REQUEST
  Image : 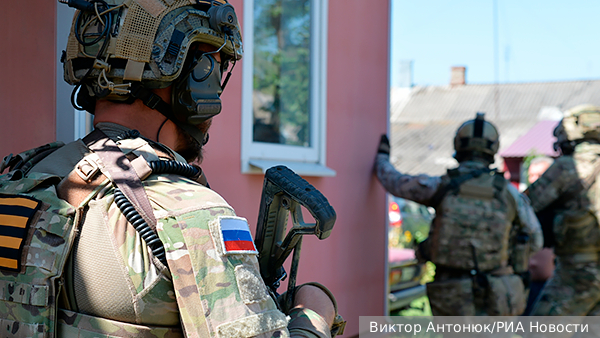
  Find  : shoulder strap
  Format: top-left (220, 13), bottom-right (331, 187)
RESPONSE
top-left (83, 129), bottom-right (157, 229)
top-left (430, 167), bottom-right (495, 207)
top-left (83, 129), bottom-right (167, 266)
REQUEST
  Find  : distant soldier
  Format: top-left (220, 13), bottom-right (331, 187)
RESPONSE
top-left (375, 113), bottom-right (542, 316)
top-left (526, 104), bottom-right (600, 316)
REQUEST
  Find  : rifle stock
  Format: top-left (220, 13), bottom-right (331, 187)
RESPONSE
top-left (254, 166), bottom-right (336, 309)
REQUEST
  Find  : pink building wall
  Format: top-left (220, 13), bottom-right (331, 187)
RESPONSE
top-left (203, 1), bottom-right (391, 335)
top-left (1, 1), bottom-right (390, 336)
top-left (0, 1), bottom-right (57, 156)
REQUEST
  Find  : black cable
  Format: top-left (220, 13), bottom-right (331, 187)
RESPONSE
top-left (70, 1), bottom-right (115, 111)
top-left (74, 0), bottom-right (110, 47)
top-left (156, 118), bottom-right (169, 143)
top-left (113, 188), bottom-right (168, 267)
top-left (148, 160), bottom-right (201, 180)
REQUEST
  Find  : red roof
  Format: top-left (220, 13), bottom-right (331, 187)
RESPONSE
top-left (500, 120), bottom-right (560, 158)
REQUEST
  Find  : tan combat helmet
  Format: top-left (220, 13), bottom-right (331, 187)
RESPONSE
top-left (553, 104), bottom-right (600, 154)
top-left (61, 0), bottom-right (243, 143)
top-left (453, 112), bottom-right (500, 164)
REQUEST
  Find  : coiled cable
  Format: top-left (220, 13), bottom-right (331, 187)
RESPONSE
top-left (112, 130), bottom-right (206, 268)
top-left (113, 188), bottom-right (168, 267)
top-left (148, 160), bottom-right (201, 180)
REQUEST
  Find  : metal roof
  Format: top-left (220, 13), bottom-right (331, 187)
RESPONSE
top-left (390, 79), bottom-right (600, 176)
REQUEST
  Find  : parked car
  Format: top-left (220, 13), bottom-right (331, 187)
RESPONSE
top-left (388, 195), bottom-right (434, 314)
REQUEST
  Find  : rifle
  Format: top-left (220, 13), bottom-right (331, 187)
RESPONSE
top-left (254, 165), bottom-right (336, 312)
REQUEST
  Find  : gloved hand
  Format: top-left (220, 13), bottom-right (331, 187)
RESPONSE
top-left (377, 134), bottom-right (391, 155)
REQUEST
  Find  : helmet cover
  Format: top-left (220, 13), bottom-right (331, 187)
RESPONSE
top-left (63, 0), bottom-right (243, 104)
top-left (556, 104), bottom-right (600, 142)
top-left (454, 112), bottom-right (500, 163)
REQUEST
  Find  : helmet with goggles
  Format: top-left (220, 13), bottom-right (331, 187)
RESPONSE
top-left (453, 112), bottom-right (500, 164)
top-left (553, 104), bottom-right (600, 154)
top-left (61, 0), bottom-right (243, 144)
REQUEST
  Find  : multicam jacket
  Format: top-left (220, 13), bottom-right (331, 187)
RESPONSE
top-left (375, 153), bottom-right (543, 268)
top-left (22, 123), bottom-right (331, 338)
top-left (526, 142), bottom-right (600, 256)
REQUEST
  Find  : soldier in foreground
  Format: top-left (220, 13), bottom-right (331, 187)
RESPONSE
top-left (526, 104), bottom-right (600, 316)
top-left (375, 113), bottom-right (542, 316)
top-left (0, 0), bottom-right (338, 336)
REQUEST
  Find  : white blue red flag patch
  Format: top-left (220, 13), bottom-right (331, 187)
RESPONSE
top-left (218, 216), bottom-right (258, 255)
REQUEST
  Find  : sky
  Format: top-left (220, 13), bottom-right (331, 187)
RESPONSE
top-left (390, 0), bottom-right (600, 88)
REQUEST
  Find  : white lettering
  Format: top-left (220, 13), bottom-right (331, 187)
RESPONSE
top-left (530, 321), bottom-right (539, 332)
top-left (370, 322), bottom-right (377, 333)
top-left (474, 324), bottom-right (482, 333)
top-left (462, 324), bottom-right (471, 332)
top-left (516, 322), bottom-right (524, 332)
top-left (427, 322), bottom-right (435, 332)
top-left (581, 324), bottom-right (589, 332)
top-left (414, 324), bottom-right (421, 335)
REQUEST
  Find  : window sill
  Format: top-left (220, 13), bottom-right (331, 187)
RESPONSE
top-left (244, 159), bottom-right (336, 177)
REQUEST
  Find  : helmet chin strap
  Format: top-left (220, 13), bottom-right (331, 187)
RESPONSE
top-left (128, 82), bottom-right (206, 146)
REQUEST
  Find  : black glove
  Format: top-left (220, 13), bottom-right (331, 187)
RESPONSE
top-left (377, 134), bottom-right (390, 155)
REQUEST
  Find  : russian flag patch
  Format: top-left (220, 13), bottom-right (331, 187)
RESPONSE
top-left (217, 216), bottom-right (258, 255)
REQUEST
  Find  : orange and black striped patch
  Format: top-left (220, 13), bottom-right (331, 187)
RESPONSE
top-left (0, 194), bottom-right (41, 272)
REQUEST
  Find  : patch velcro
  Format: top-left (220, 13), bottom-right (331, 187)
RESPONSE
top-left (218, 216), bottom-right (258, 255)
top-left (0, 195), bottom-right (41, 271)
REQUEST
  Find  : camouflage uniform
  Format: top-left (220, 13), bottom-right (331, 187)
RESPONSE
top-left (26, 123), bottom-right (331, 337)
top-left (526, 141), bottom-right (600, 316)
top-left (375, 153), bottom-right (542, 316)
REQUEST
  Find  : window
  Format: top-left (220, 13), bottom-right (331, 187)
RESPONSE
top-left (241, 0), bottom-right (334, 176)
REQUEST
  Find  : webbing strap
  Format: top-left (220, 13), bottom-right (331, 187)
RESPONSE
top-left (430, 167), bottom-right (495, 208)
top-left (0, 318), bottom-right (44, 338)
top-left (82, 129), bottom-right (157, 231)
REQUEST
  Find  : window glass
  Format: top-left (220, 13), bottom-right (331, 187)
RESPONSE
top-left (252, 0), bottom-right (311, 147)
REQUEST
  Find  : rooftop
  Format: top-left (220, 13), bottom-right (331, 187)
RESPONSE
top-left (389, 79), bottom-right (600, 176)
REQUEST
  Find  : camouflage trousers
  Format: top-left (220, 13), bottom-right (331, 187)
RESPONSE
top-left (427, 273), bottom-right (525, 316)
top-left (529, 257), bottom-right (600, 316)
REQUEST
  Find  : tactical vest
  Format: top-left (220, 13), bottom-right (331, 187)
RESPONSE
top-left (0, 130), bottom-right (197, 337)
top-left (429, 167), bottom-right (517, 271)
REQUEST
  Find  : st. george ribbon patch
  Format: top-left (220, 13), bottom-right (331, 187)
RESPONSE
top-left (218, 216), bottom-right (258, 255)
top-left (0, 194), bottom-right (42, 271)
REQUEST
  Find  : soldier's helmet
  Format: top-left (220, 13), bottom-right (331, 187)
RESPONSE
top-left (453, 112), bottom-right (500, 164)
top-left (553, 104), bottom-right (600, 154)
top-left (61, 0), bottom-right (243, 143)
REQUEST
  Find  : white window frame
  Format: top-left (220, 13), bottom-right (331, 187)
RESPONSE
top-left (241, 0), bottom-right (335, 177)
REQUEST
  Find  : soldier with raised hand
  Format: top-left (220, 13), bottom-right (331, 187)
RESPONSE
top-left (0, 0), bottom-right (339, 337)
top-left (526, 104), bottom-right (600, 316)
top-left (375, 113), bottom-right (542, 316)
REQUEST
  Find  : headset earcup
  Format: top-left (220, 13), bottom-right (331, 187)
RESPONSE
top-left (208, 4), bottom-right (237, 34)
